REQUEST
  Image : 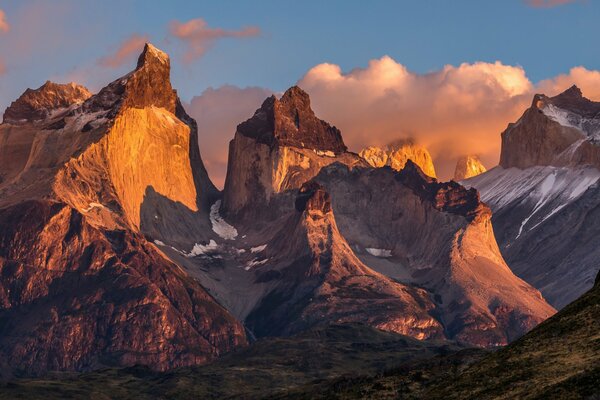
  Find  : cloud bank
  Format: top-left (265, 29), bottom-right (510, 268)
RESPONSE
top-left (184, 85), bottom-right (274, 187)
top-left (0, 9), bottom-right (9, 33)
top-left (188, 58), bottom-right (600, 185)
top-left (525, 0), bottom-right (579, 8)
top-left (169, 18), bottom-right (260, 63)
top-left (98, 34), bottom-right (149, 68)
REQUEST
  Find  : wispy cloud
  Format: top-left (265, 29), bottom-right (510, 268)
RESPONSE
top-left (169, 18), bottom-right (260, 63)
top-left (98, 34), bottom-right (149, 68)
top-left (525, 0), bottom-right (578, 8)
top-left (0, 9), bottom-right (9, 33)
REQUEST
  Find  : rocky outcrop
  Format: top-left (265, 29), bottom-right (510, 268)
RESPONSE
top-left (310, 162), bottom-right (555, 347)
top-left (245, 181), bottom-right (445, 339)
top-left (359, 139), bottom-right (437, 178)
top-left (222, 86), bottom-right (365, 219)
top-left (3, 81), bottom-right (91, 124)
top-left (0, 200), bottom-right (246, 376)
top-left (466, 86), bottom-right (600, 309)
top-left (454, 155), bottom-right (486, 181)
top-left (0, 43), bottom-right (246, 376)
top-left (500, 85), bottom-right (600, 169)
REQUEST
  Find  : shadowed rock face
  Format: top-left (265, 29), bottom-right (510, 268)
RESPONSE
top-left (466, 86), bottom-right (600, 309)
top-left (308, 162), bottom-right (554, 347)
top-left (0, 200), bottom-right (246, 377)
top-left (0, 43), bottom-right (246, 376)
top-left (500, 85), bottom-right (600, 169)
top-left (3, 81), bottom-right (92, 124)
top-left (237, 86), bottom-right (347, 153)
top-left (245, 181), bottom-right (445, 340)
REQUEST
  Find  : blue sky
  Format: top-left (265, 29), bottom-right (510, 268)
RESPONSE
top-left (0, 0), bottom-right (598, 107)
top-left (1, 0), bottom-right (599, 184)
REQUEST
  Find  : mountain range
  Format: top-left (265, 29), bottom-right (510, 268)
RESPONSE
top-left (0, 44), bottom-right (598, 399)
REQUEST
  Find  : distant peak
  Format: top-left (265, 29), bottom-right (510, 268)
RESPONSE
top-left (3, 81), bottom-right (92, 124)
top-left (557, 84), bottom-right (583, 99)
top-left (136, 43), bottom-right (169, 70)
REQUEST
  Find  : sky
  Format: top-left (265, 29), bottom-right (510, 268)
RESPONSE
top-left (1, 0), bottom-right (600, 185)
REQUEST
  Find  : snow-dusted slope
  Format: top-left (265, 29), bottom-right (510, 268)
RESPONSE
top-left (465, 165), bottom-right (600, 309)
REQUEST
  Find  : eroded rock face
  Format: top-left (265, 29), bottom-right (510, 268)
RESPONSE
top-left (500, 85), bottom-right (600, 169)
top-left (360, 139), bottom-right (437, 178)
top-left (0, 201), bottom-right (246, 377)
top-left (3, 81), bottom-right (92, 124)
top-left (309, 162), bottom-right (555, 347)
top-left (466, 86), bottom-right (600, 309)
top-left (0, 43), bottom-right (246, 376)
top-left (454, 155), bottom-right (486, 181)
top-left (222, 86), bottom-right (365, 219)
top-left (245, 181), bottom-right (445, 340)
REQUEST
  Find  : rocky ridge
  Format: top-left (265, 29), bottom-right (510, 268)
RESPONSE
top-left (0, 43), bottom-right (246, 376)
top-left (359, 139), bottom-right (437, 178)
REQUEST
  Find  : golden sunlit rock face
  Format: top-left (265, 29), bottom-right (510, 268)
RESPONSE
top-left (107, 107), bottom-right (198, 228)
top-left (359, 139), bottom-right (437, 178)
top-left (0, 43), bottom-right (247, 376)
top-left (454, 155), bottom-right (487, 181)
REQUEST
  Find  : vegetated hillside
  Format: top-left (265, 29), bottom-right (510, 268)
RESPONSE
top-left (279, 272), bottom-right (600, 400)
top-left (0, 324), bottom-right (464, 400)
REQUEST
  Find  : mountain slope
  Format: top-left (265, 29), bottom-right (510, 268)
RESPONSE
top-left (425, 271), bottom-right (600, 399)
top-left (312, 161), bottom-right (554, 346)
top-left (245, 181), bottom-right (445, 339)
top-left (465, 86), bottom-right (600, 308)
top-left (0, 43), bottom-right (246, 376)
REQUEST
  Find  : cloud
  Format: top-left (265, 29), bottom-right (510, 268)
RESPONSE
top-left (169, 18), bottom-right (260, 63)
top-left (525, 0), bottom-right (578, 8)
top-left (537, 67), bottom-right (600, 99)
top-left (298, 57), bottom-right (535, 179)
top-left (98, 34), bottom-right (149, 68)
top-left (0, 59), bottom-right (6, 75)
top-left (184, 85), bottom-right (273, 188)
top-left (186, 59), bottom-right (600, 185)
top-left (0, 9), bottom-right (9, 33)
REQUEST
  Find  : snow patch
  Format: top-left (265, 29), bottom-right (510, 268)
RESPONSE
top-left (366, 248), bottom-right (392, 257)
top-left (250, 244), bottom-right (267, 253)
top-left (245, 258), bottom-right (269, 270)
top-left (314, 149), bottom-right (336, 157)
top-left (186, 240), bottom-right (219, 257)
top-left (154, 240), bottom-right (166, 246)
top-left (210, 200), bottom-right (238, 240)
top-left (81, 202), bottom-right (105, 213)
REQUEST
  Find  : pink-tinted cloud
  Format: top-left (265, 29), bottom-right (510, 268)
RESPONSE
top-left (98, 34), bottom-right (149, 68)
top-left (0, 59), bottom-right (6, 75)
top-left (525, 0), bottom-right (578, 8)
top-left (298, 57), bottom-right (534, 179)
top-left (185, 59), bottom-right (600, 185)
top-left (169, 18), bottom-right (260, 63)
top-left (537, 67), bottom-right (600, 99)
top-left (185, 85), bottom-right (273, 188)
top-left (0, 9), bottom-right (9, 33)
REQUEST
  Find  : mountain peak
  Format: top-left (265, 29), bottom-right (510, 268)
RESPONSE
top-left (236, 85), bottom-right (347, 153)
top-left (454, 155), bottom-right (486, 181)
top-left (359, 139), bottom-right (437, 178)
top-left (3, 81), bottom-right (91, 124)
top-left (136, 43), bottom-right (169, 70)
